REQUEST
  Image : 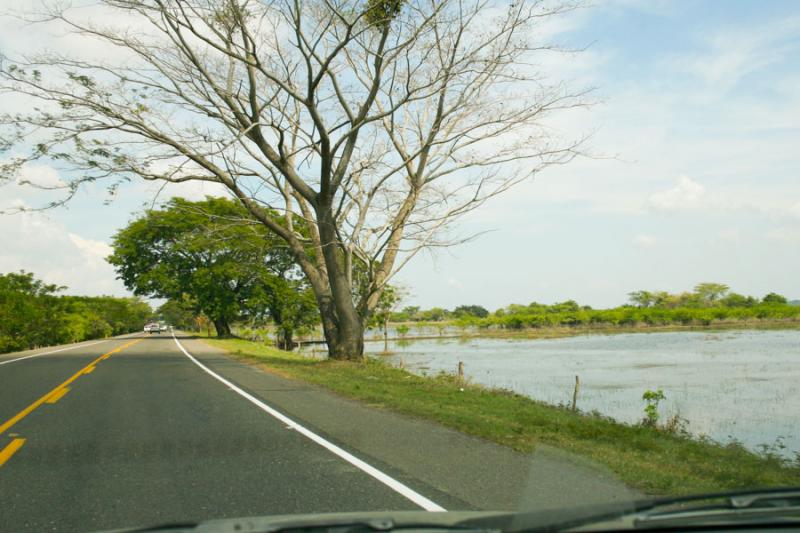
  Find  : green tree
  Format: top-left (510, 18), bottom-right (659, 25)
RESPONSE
top-left (762, 292), bottom-right (788, 305)
top-left (367, 285), bottom-right (404, 352)
top-left (549, 300), bottom-right (581, 313)
top-left (721, 293), bottom-right (756, 308)
top-left (108, 198), bottom-right (300, 338)
top-left (419, 307), bottom-right (450, 321)
top-left (453, 305), bottom-right (490, 318)
top-left (392, 305), bottom-right (419, 322)
top-left (650, 291), bottom-right (672, 308)
top-left (62, 296), bottom-right (151, 335)
top-left (249, 277), bottom-right (319, 350)
top-left (0, 272), bottom-right (149, 353)
top-left (693, 282), bottom-right (730, 306)
top-left (628, 290), bottom-right (654, 308)
top-left (0, 271), bottom-right (65, 352)
top-left (158, 297), bottom-right (199, 331)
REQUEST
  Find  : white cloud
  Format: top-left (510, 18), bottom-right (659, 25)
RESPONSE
top-left (447, 277), bottom-right (464, 289)
top-left (675, 17), bottom-right (800, 93)
top-left (632, 234), bottom-right (656, 248)
top-left (16, 163), bottom-right (65, 188)
top-left (68, 233), bottom-right (113, 268)
top-left (0, 211), bottom-right (127, 296)
top-left (648, 175), bottom-right (706, 212)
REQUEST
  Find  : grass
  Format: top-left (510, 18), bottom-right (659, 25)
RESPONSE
top-left (203, 335), bottom-right (800, 497)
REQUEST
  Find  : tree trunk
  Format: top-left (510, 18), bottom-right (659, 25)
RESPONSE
top-left (213, 318), bottom-right (232, 338)
top-left (311, 206), bottom-right (366, 361)
top-left (324, 320), bottom-right (364, 360)
top-left (314, 295), bottom-right (364, 361)
top-left (276, 328), bottom-right (295, 351)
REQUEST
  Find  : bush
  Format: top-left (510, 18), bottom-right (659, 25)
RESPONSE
top-left (0, 271), bottom-right (152, 354)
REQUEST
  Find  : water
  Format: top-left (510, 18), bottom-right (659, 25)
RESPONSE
top-left (365, 329), bottom-right (800, 458)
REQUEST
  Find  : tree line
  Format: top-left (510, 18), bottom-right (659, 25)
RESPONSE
top-left (0, 271), bottom-right (152, 354)
top-left (98, 199), bottom-right (800, 343)
top-left (386, 283), bottom-right (798, 330)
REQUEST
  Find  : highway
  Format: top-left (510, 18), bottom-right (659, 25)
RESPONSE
top-left (0, 333), bottom-right (451, 532)
top-left (0, 332), bottom-right (637, 533)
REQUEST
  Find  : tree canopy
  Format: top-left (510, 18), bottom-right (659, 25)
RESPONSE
top-left (763, 292), bottom-right (788, 305)
top-left (108, 197), bottom-right (316, 341)
top-left (0, 271), bottom-right (150, 353)
top-left (453, 305), bottom-right (489, 318)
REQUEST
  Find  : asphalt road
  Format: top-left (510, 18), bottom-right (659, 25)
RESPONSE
top-left (0, 333), bottom-right (444, 532)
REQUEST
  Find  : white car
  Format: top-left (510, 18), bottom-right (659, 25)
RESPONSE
top-left (143, 322), bottom-right (160, 334)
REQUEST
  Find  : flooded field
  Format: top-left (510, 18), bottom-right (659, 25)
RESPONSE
top-left (364, 329), bottom-right (800, 458)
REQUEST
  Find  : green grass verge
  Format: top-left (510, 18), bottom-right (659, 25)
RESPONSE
top-left (203, 336), bottom-right (800, 497)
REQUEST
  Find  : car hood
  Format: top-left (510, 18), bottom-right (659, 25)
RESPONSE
top-left (97, 510), bottom-right (511, 533)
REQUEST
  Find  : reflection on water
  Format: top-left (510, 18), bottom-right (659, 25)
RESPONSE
top-left (365, 329), bottom-right (800, 457)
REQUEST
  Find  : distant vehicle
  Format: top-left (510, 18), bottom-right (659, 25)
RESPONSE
top-left (143, 322), bottom-right (160, 334)
top-left (159, 323), bottom-right (168, 332)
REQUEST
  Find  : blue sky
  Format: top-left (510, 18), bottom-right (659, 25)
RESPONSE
top-left (1, 0), bottom-right (798, 309)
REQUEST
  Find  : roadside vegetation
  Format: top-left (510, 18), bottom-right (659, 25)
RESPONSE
top-left (172, 281), bottom-right (799, 349)
top-left (390, 283), bottom-right (799, 334)
top-left (0, 271), bottom-right (151, 354)
top-left (108, 197), bottom-right (318, 346)
top-left (103, 201), bottom-right (798, 351)
top-left (203, 335), bottom-right (800, 497)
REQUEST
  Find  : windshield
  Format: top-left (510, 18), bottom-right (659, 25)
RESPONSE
top-left (0, 1), bottom-right (798, 532)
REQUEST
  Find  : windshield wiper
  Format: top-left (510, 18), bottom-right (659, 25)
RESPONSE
top-left (452, 487), bottom-right (800, 532)
top-left (629, 488), bottom-right (800, 529)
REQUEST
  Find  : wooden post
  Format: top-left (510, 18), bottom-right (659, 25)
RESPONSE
top-left (457, 361), bottom-right (465, 383)
top-left (571, 375), bottom-right (580, 412)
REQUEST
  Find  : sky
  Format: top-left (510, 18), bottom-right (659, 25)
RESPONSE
top-left (0, 0), bottom-right (798, 310)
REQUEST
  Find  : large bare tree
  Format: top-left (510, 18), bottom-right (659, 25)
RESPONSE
top-left (0, 0), bottom-right (587, 359)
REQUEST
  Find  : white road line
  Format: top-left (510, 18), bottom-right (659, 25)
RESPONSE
top-left (171, 332), bottom-right (446, 512)
top-left (0, 332), bottom-right (143, 367)
top-left (0, 340), bottom-right (109, 366)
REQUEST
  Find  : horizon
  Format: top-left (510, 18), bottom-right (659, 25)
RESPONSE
top-left (3, 267), bottom-right (795, 314)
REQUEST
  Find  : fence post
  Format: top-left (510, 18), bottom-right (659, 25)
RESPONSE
top-left (571, 375), bottom-right (580, 412)
top-left (457, 361), bottom-right (465, 383)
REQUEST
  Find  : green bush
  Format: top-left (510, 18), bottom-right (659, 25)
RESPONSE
top-left (463, 301), bottom-right (800, 333)
top-left (0, 271), bottom-right (152, 354)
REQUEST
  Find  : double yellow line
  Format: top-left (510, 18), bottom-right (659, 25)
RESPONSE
top-left (0, 338), bottom-right (142, 468)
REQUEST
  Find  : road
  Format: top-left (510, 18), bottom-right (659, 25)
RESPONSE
top-left (0, 332), bottom-right (638, 533)
top-left (0, 333), bottom-right (452, 532)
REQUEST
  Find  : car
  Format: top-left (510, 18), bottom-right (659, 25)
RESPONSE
top-left (143, 322), bottom-right (160, 334)
top-left (159, 323), bottom-right (168, 332)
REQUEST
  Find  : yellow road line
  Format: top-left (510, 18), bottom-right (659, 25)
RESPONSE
top-left (0, 439), bottom-right (25, 467)
top-left (0, 339), bottom-right (141, 436)
top-left (83, 366), bottom-right (96, 374)
top-left (45, 387), bottom-right (70, 404)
